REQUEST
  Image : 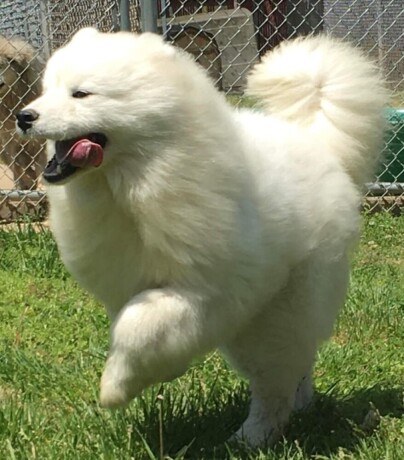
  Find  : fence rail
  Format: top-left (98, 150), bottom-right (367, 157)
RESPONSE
top-left (1, 0), bottom-right (403, 222)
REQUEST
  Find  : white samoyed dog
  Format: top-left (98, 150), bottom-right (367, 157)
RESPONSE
top-left (16, 28), bottom-right (387, 446)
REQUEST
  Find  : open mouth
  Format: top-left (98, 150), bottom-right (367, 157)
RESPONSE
top-left (43, 133), bottom-right (107, 184)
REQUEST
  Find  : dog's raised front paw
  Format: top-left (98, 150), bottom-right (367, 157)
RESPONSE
top-left (99, 376), bottom-right (131, 409)
top-left (99, 355), bottom-right (147, 409)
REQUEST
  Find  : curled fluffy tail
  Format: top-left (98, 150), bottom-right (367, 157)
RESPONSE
top-left (247, 35), bottom-right (389, 186)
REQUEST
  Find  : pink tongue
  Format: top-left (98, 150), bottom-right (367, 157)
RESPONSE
top-left (67, 139), bottom-right (104, 168)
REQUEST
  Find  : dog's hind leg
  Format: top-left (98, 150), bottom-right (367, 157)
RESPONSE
top-left (224, 310), bottom-right (318, 447)
top-left (223, 253), bottom-right (350, 447)
top-left (294, 370), bottom-right (314, 412)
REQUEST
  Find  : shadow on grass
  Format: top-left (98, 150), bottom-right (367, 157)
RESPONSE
top-left (135, 384), bottom-right (403, 459)
top-left (283, 385), bottom-right (403, 456)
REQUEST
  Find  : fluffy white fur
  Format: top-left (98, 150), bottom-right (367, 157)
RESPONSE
top-left (18, 29), bottom-right (387, 446)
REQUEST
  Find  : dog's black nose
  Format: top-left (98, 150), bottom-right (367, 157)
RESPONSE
top-left (16, 109), bottom-right (39, 132)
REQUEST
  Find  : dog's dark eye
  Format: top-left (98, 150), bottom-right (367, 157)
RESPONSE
top-left (72, 90), bottom-right (92, 98)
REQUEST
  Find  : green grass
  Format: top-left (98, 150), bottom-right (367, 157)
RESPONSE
top-left (0, 214), bottom-right (403, 459)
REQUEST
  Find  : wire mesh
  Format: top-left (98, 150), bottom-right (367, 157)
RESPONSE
top-left (0, 0), bottom-right (403, 221)
top-left (0, 0), bottom-right (141, 222)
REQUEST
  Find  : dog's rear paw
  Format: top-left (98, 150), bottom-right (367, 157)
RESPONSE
top-left (229, 420), bottom-right (280, 448)
top-left (229, 396), bottom-right (292, 447)
top-left (294, 373), bottom-right (313, 411)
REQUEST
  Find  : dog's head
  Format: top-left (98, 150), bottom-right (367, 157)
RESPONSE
top-left (0, 36), bottom-right (40, 105)
top-left (16, 28), bottom-right (195, 184)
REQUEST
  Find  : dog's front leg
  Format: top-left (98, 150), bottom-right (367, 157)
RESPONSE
top-left (100, 287), bottom-right (214, 408)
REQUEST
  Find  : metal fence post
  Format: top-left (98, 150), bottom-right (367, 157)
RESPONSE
top-left (139, 0), bottom-right (158, 33)
top-left (119, 0), bottom-right (131, 31)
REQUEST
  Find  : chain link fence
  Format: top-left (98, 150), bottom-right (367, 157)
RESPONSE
top-left (0, 0), bottom-right (403, 222)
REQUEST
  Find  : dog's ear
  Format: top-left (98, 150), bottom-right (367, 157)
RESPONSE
top-left (70, 28), bottom-right (99, 44)
top-left (138, 33), bottom-right (177, 57)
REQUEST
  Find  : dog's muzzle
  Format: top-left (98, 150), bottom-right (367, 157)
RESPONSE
top-left (16, 109), bottom-right (39, 132)
top-left (43, 133), bottom-right (107, 184)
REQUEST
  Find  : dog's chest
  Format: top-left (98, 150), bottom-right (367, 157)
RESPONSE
top-left (49, 187), bottom-right (179, 316)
